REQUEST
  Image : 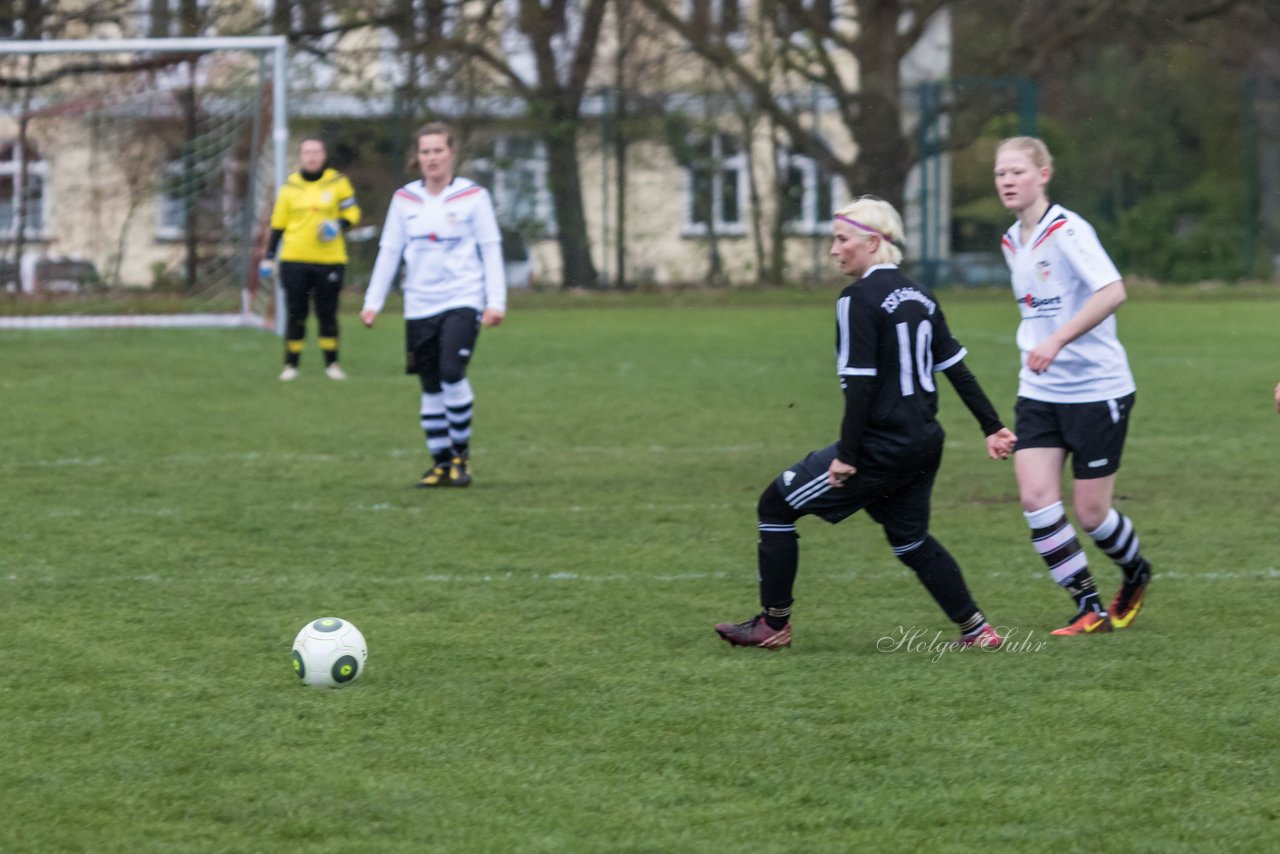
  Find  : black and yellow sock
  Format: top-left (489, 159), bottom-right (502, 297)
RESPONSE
top-left (319, 336), bottom-right (338, 367)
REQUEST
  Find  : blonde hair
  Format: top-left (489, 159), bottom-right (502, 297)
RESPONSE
top-left (833, 195), bottom-right (906, 265)
top-left (996, 136), bottom-right (1054, 173)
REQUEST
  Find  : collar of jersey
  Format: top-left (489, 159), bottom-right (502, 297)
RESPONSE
top-left (420, 177), bottom-right (461, 197)
top-left (860, 263), bottom-right (899, 279)
top-left (1008, 203), bottom-right (1064, 249)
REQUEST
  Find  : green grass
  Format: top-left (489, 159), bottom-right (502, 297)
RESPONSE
top-left (2, 288), bottom-right (1279, 852)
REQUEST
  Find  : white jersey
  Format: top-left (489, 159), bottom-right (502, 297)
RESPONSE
top-left (363, 177), bottom-right (506, 320)
top-left (1000, 203), bottom-right (1135, 403)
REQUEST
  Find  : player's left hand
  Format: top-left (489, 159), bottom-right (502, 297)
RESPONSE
top-left (482, 308), bottom-right (505, 327)
top-left (827, 458), bottom-right (856, 488)
top-left (318, 220), bottom-right (341, 242)
top-left (1026, 339), bottom-right (1063, 374)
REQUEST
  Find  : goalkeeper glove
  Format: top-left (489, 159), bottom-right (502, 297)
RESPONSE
top-left (258, 259), bottom-right (275, 280)
top-left (318, 220), bottom-right (341, 242)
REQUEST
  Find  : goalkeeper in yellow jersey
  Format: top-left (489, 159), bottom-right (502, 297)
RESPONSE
top-left (261, 138), bottom-right (362, 380)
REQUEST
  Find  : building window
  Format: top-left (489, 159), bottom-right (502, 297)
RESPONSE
top-left (139, 0), bottom-right (211, 38)
top-left (469, 134), bottom-right (555, 237)
top-left (0, 2), bottom-right (44, 38)
top-left (0, 141), bottom-right (47, 239)
top-left (773, 0), bottom-right (836, 37)
top-left (157, 154), bottom-right (239, 241)
top-left (684, 132), bottom-right (746, 236)
top-left (271, 0), bottom-right (333, 34)
top-left (782, 150), bottom-right (841, 235)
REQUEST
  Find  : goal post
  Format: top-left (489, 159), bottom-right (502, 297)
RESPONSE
top-left (0, 36), bottom-right (288, 331)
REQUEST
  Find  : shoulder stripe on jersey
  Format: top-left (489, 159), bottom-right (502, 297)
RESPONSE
top-left (445, 186), bottom-right (483, 203)
top-left (395, 188), bottom-right (423, 203)
top-left (339, 198), bottom-right (357, 209)
top-left (935, 347), bottom-right (967, 372)
top-left (1032, 216), bottom-right (1068, 250)
top-left (1001, 235), bottom-right (1015, 253)
top-left (835, 295), bottom-right (852, 376)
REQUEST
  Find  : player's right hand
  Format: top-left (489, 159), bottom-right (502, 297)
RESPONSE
top-left (986, 427), bottom-right (1017, 460)
top-left (258, 259), bottom-right (275, 281)
top-left (360, 308), bottom-right (377, 328)
top-left (827, 457), bottom-right (856, 488)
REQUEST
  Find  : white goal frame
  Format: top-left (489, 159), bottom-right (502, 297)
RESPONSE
top-left (0, 36), bottom-right (289, 332)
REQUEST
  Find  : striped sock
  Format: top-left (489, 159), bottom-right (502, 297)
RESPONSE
top-left (1025, 502), bottom-right (1101, 611)
top-left (1087, 508), bottom-right (1148, 583)
top-left (959, 613), bottom-right (988, 637)
top-left (442, 378), bottom-right (474, 458)
top-left (764, 605), bottom-right (792, 630)
top-left (420, 392), bottom-right (451, 463)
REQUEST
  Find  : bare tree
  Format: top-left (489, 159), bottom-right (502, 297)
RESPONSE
top-left (638, 0), bottom-right (1259, 211)
top-left (286, 0), bottom-right (609, 288)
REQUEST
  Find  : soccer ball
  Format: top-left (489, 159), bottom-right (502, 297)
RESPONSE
top-left (291, 617), bottom-right (367, 688)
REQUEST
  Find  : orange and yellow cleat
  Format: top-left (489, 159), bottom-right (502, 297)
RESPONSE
top-left (1051, 609), bottom-right (1112, 636)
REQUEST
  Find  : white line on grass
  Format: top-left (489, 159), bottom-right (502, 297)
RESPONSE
top-left (5, 568), bottom-right (1279, 584)
top-left (8, 443), bottom-right (767, 471)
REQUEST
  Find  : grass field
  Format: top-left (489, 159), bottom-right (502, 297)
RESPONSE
top-left (3, 287), bottom-right (1279, 852)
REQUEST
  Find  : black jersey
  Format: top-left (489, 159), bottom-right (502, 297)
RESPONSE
top-left (834, 265), bottom-right (969, 472)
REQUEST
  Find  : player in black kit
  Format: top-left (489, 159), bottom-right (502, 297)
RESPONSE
top-left (715, 196), bottom-right (1018, 650)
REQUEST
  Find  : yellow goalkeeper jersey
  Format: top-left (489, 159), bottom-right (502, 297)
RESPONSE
top-left (269, 168), bottom-right (361, 264)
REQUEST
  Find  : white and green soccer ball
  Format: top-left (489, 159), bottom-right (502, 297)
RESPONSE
top-left (291, 617), bottom-right (367, 688)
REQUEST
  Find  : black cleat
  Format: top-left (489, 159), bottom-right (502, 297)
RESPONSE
top-left (415, 462), bottom-right (451, 488)
top-left (447, 454), bottom-right (472, 487)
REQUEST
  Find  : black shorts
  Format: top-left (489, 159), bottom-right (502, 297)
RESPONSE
top-left (405, 308), bottom-right (481, 385)
top-left (1014, 393), bottom-right (1135, 479)
top-left (772, 443), bottom-right (940, 546)
top-left (280, 263), bottom-right (343, 308)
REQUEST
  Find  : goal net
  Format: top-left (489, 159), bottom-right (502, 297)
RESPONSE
top-left (0, 37), bottom-right (287, 330)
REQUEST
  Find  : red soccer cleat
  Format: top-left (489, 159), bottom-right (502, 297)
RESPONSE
top-left (955, 623), bottom-right (1003, 649)
top-left (715, 614), bottom-right (792, 649)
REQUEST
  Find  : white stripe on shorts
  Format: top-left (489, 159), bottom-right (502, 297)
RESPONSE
top-left (785, 473), bottom-right (832, 509)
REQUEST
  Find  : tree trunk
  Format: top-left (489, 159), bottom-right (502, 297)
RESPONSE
top-left (767, 114), bottom-right (787, 283)
top-left (741, 111), bottom-right (767, 284)
top-left (613, 92), bottom-right (629, 289)
top-left (544, 118), bottom-right (599, 288)
top-left (848, 1), bottom-right (909, 210)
